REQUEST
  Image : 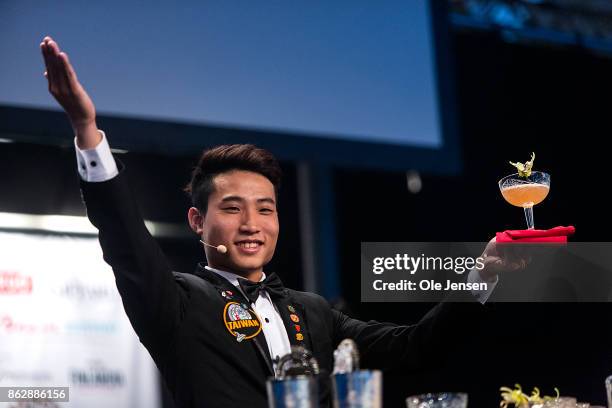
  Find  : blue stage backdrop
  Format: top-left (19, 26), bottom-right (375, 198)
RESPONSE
top-left (1, 1), bottom-right (442, 149)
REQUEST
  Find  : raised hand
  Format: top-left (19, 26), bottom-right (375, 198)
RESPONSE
top-left (40, 36), bottom-right (100, 148)
top-left (478, 237), bottom-right (530, 282)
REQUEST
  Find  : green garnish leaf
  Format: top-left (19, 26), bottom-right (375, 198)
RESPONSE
top-left (509, 152), bottom-right (535, 178)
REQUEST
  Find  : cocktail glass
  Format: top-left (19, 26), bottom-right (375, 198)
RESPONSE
top-left (498, 171), bottom-right (550, 230)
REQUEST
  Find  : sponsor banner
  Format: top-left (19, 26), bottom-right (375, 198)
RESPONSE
top-left (0, 232), bottom-right (160, 408)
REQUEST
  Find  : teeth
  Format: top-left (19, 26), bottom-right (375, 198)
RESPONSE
top-left (238, 242), bottom-right (260, 249)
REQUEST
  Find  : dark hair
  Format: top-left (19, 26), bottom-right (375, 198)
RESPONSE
top-left (184, 144), bottom-right (282, 213)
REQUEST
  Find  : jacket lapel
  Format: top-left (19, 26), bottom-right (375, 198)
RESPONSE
top-left (194, 264), bottom-right (275, 376)
top-left (274, 294), bottom-right (313, 353)
top-left (252, 333), bottom-right (274, 376)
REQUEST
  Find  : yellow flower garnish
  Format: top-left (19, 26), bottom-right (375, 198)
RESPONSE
top-left (500, 384), bottom-right (529, 408)
top-left (509, 152), bottom-right (535, 178)
top-left (500, 384), bottom-right (560, 408)
top-left (529, 387), bottom-right (542, 403)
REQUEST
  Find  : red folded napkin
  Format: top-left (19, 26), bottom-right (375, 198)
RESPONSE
top-left (496, 226), bottom-right (575, 243)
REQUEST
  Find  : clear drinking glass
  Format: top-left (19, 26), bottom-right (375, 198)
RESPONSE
top-left (499, 171), bottom-right (550, 229)
top-left (406, 392), bottom-right (467, 408)
top-left (543, 396), bottom-right (577, 408)
top-left (267, 346), bottom-right (319, 408)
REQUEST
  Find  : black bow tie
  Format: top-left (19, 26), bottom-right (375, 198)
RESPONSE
top-left (238, 272), bottom-right (286, 303)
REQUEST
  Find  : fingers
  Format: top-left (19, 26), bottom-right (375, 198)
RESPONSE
top-left (40, 40), bottom-right (54, 82)
top-left (483, 256), bottom-right (504, 275)
top-left (59, 51), bottom-right (78, 84)
top-left (491, 255), bottom-right (528, 272)
top-left (41, 37), bottom-right (73, 95)
top-left (48, 40), bottom-right (66, 88)
top-left (481, 252), bottom-right (530, 280)
top-left (482, 237), bottom-right (499, 258)
top-left (41, 38), bottom-right (61, 89)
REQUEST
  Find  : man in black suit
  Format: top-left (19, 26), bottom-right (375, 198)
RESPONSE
top-left (40, 36), bottom-right (507, 407)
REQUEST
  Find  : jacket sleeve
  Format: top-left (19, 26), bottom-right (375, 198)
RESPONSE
top-left (331, 301), bottom-right (485, 372)
top-left (80, 162), bottom-right (188, 358)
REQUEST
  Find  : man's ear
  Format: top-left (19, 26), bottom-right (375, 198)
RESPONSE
top-left (187, 207), bottom-right (205, 235)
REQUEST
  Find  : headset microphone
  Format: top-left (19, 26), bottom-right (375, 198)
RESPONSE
top-left (199, 240), bottom-right (228, 254)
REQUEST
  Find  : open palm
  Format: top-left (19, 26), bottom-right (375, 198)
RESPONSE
top-left (40, 36), bottom-right (96, 129)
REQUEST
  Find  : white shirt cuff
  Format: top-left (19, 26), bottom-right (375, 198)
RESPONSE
top-left (468, 268), bottom-right (498, 304)
top-left (74, 130), bottom-right (119, 182)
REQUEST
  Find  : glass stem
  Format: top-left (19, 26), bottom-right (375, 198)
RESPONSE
top-left (523, 206), bottom-right (535, 230)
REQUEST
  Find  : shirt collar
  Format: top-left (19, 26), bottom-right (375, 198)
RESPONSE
top-left (204, 265), bottom-right (266, 288)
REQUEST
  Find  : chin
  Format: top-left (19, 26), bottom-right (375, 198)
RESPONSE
top-left (232, 260), bottom-right (265, 273)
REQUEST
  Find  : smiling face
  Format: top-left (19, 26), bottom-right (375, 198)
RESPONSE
top-left (188, 169), bottom-right (279, 279)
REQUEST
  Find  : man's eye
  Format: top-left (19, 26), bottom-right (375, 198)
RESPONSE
top-left (259, 208), bottom-right (274, 214)
top-left (224, 207), bottom-right (240, 212)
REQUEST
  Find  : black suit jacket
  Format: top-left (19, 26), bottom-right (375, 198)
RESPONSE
top-left (80, 165), bottom-right (485, 408)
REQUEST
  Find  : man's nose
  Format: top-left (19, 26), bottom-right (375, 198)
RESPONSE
top-left (239, 209), bottom-right (260, 233)
top-left (239, 223), bottom-right (259, 233)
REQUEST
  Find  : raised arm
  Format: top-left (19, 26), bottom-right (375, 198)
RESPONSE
top-left (40, 36), bottom-right (187, 360)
